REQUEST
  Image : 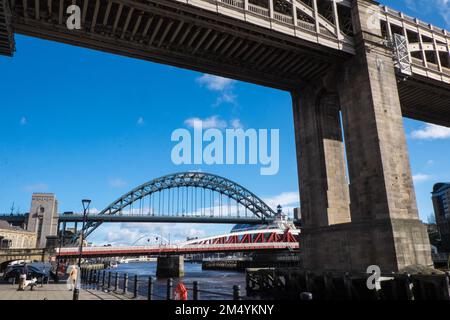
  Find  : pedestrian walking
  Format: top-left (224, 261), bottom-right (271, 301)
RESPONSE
top-left (68, 265), bottom-right (78, 291)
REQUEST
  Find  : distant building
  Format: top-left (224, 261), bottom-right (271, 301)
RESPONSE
top-left (0, 220), bottom-right (37, 249)
top-left (26, 193), bottom-right (59, 248)
top-left (432, 183), bottom-right (450, 252)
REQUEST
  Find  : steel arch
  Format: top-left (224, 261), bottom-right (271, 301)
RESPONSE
top-left (78, 172), bottom-right (277, 241)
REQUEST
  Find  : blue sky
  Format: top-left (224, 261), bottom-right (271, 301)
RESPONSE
top-left (0, 0), bottom-right (449, 245)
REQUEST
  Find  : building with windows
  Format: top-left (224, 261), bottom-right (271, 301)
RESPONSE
top-left (432, 183), bottom-right (450, 253)
top-left (0, 220), bottom-right (37, 249)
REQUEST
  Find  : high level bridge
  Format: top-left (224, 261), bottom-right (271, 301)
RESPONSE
top-left (2, 0), bottom-right (449, 272)
top-left (1, 0), bottom-right (449, 124)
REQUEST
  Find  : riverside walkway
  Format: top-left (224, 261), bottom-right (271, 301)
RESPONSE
top-left (0, 282), bottom-right (127, 300)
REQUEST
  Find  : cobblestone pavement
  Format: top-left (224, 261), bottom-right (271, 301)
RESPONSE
top-left (0, 282), bottom-right (126, 300)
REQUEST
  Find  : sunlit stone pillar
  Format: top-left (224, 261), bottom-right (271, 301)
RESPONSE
top-left (292, 86), bottom-right (351, 229)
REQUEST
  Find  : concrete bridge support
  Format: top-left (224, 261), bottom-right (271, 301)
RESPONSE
top-left (156, 256), bottom-right (184, 278)
top-left (293, 0), bottom-right (432, 273)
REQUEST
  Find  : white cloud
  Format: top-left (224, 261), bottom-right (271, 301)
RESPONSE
top-left (24, 183), bottom-right (48, 192)
top-left (19, 117), bottom-right (27, 125)
top-left (97, 223), bottom-right (208, 246)
top-left (411, 123), bottom-right (450, 140)
top-left (213, 92), bottom-right (237, 106)
top-left (412, 173), bottom-right (433, 183)
top-left (404, 0), bottom-right (449, 27)
top-left (436, 0), bottom-right (450, 26)
top-left (196, 74), bottom-right (237, 106)
top-left (184, 115), bottom-right (228, 129)
top-left (230, 119), bottom-right (243, 129)
top-left (184, 116), bottom-right (244, 130)
top-left (109, 178), bottom-right (127, 188)
top-left (196, 74), bottom-right (235, 91)
top-left (264, 191), bottom-right (300, 209)
top-left (137, 116), bottom-right (145, 126)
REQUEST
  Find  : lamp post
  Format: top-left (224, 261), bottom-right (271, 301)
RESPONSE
top-left (73, 199), bottom-right (91, 301)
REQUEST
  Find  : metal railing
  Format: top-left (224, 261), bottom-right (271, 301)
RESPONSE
top-left (246, 268), bottom-right (450, 300)
top-left (80, 268), bottom-right (243, 300)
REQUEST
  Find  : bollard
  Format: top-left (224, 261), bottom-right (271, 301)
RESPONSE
top-left (147, 276), bottom-right (153, 301)
top-left (233, 285), bottom-right (241, 300)
top-left (107, 272), bottom-right (111, 290)
top-left (167, 278), bottom-right (173, 300)
top-left (133, 275), bottom-right (138, 298)
top-left (300, 292), bottom-right (313, 300)
top-left (114, 272), bottom-right (119, 292)
top-left (123, 273), bottom-right (128, 294)
top-left (193, 281), bottom-right (199, 300)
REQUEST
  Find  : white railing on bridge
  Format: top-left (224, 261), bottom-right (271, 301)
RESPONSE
top-left (184, 0), bottom-right (353, 53)
top-left (220, 0), bottom-right (244, 9)
top-left (274, 12), bottom-right (293, 25)
top-left (247, 3), bottom-right (269, 17)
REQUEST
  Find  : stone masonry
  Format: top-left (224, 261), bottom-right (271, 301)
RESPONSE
top-left (293, 0), bottom-right (433, 273)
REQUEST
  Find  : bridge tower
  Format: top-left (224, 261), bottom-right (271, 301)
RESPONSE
top-left (293, 0), bottom-right (432, 273)
top-left (27, 193), bottom-right (59, 248)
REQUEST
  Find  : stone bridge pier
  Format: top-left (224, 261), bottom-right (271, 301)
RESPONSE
top-left (293, 0), bottom-right (433, 273)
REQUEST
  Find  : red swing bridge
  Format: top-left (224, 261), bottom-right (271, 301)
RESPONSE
top-left (56, 225), bottom-right (300, 258)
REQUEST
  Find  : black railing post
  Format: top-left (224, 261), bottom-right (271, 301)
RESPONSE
top-left (107, 272), bottom-right (111, 290)
top-left (96, 270), bottom-right (100, 290)
top-left (114, 272), bottom-right (119, 292)
top-left (147, 277), bottom-right (153, 301)
top-left (167, 278), bottom-right (173, 300)
top-left (233, 285), bottom-right (241, 300)
top-left (123, 273), bottom-right (128, 294)
top-left (193, 281), bottom-right (199, 300)
top-left (89, 269), bottom-right (93, 287)
top-left (133, 275), bottom-right (138, 298)
top-left (102, 270), bottom-right (106, 289)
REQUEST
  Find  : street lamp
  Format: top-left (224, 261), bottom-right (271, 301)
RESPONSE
top-left (73, 199), bottom-right (91, 301)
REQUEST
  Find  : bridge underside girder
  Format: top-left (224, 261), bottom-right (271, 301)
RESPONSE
top-left (399, 76), bottom-right (450, 127)
top-left (11, 0), bottom-right (347, 90)
top-left (0, 0), bottom-right (14, 55)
